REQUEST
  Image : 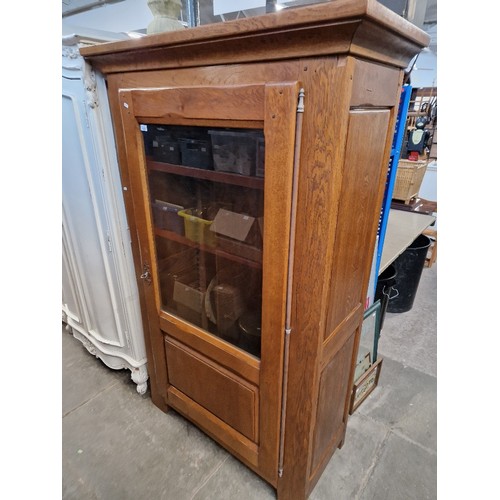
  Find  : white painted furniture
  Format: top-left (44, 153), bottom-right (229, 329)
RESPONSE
top-left (62, 33), bottom-right (148, 394)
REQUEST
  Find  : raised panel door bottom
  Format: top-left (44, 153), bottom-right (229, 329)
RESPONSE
top-left (165, 337), bottom-right (259, 443)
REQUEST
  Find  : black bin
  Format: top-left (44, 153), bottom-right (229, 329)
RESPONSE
top-left (375, 264), bottom-right (398, 329)
top-left (387, 234), bottom-right (431, 313)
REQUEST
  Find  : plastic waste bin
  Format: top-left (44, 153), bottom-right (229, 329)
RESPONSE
top-left (375, 264), bottom-right (398, 329)
top-left (387, 234), bottom-right (431, 313)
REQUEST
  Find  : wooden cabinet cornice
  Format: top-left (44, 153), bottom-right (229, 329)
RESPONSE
top-left (82, 2), bottom-right (428, 498)
top-left (80, 0), bottom-right (428, 72)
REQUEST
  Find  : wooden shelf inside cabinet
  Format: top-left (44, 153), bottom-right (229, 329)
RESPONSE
top-left (155, 228), bottom-right (262, 270)
top-left (147, 159), bottom-right (264, 190)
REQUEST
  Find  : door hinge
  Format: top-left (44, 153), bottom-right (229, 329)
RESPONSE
top-left (278, 466), bottom-right (284, 477)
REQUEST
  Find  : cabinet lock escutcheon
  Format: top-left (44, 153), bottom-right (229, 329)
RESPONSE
top-left (140, 263), bottom-right (152, 285)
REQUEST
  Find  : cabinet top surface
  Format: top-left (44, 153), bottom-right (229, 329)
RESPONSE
top-left (80, 0), bottom-right (429, 73)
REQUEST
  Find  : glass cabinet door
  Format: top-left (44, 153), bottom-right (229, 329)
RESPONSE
top-left (118, 82), bottom-right (300, 480)
top-left (142, 124), bottom-right (265, 357)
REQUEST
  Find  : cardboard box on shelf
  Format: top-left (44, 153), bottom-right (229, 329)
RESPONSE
top-left (210, 209), bottom-right (263, 262)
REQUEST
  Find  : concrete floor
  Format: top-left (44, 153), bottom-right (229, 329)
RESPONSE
top-left (62, 265), bottom-right (437, 500)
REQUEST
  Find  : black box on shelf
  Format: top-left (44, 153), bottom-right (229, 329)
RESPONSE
top-left (179, 138), bottom-right (213, 169)
top-left (152, 200), bottom-right (184, 235)
top-left (151, 136), bottom-right (181, 164)
top-left (209, 130), bottom-right (260, 176)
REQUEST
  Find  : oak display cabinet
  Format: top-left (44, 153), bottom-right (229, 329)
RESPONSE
top-left (81, 2), bottom-right (428, 498)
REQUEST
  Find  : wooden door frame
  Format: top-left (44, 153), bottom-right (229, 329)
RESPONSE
top-left (115, 82), bottom-right (301, 485)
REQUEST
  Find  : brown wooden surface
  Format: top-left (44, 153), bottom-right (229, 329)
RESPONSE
top-left (160, 314), bottom-right (260, 386)
top-left (110, 84), bottom-right (171, 409)
top-left (339, 77), bottom-right (403, 433)
top-left (325, 109), bottom-right (391, 336)
top-left (310, 333), bottom-right (356, 475)
top-left (257, 82), bottom-right (299, 482)
top-left (111, 75), bottom-right (300, 486)
top-left (148, 160), bottom-right (264, 190)
top-left (167, 385), bottom-right (259, 468)
top-left (278, 56), bottom-right (350, 500)
top-left (111, 61), bottom-right (305, 94)
top-left (306, 85), bottom-right (400, 498)
top-left (351, 59), bottom-right (401, 108)
top-left (321, 304), bottom-right (363, 370)
top-left (81, 0), bottom-right (428, 57)
top-left (129, 85), bottom-right (265, 122)
top-left (279, 59), bottom-right (402, 499)
top-left (166, 338), bottom-right (258, 442)
top-left (81, 0), bottom-right (428, 73)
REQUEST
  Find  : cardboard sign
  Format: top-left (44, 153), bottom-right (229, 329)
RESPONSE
top-left (209, 208), bottom-right (255, 242)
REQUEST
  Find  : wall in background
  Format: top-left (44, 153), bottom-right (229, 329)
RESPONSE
top-left (63, 0), bottom-right (152, 33)
top-left (410, 49), bottom-right (437, 88)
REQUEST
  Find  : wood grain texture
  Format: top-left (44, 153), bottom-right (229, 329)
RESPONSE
top-left (110, 74), bottom-right (300, 486)
top-left (129, 85), bottom-right (265, 122)
top-left (279, 60), bottom-right (402, 500)
top-left (337, 74), bottom-right (404, 453)
top-left (310, 333), bottom-right (356, 476)
top-left (324, 109), bottom-right (391, 336)
top-left (278, 57), bottom-right (350, 500)
top-left (109, 60), bottom-right (304, 91)
top-left (148, 160), bottom-right (265, 190)
top-left (165, 338), bottom-right (258, 442)
top-left (321, 304), bottom-right (363, 370)
top-left (80, 0), bottom-right (423, 56)
top-left (81, 22), bottom-right (355, 74)
top-left (160, 314), bottom-right (260, 386)
top-left (351, 59), bottom-right (400, 108)
top-left (350, 19), bottom-right (424, 68)
top-left (81, 0), bottom-right (428, 73)
top-left (167, 386), bottom-right (260, 468)
top-left (107, 78), bottom-right (170, 410)
top-left (257, 82), bottom-right (299, 483)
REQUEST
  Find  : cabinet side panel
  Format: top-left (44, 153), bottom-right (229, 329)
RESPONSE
top-left (324, 109), bottom-right (391, 336)
top-left (279, 57), bottom-right (351, 500)
top-left (310, 332), bottom-right (356, 473)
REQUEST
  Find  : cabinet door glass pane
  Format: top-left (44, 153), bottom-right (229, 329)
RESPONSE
top-left (143, 124), bottom-right (265, 357)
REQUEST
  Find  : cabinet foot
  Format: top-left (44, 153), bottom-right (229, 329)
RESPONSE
top-left (62, 314), bottom-right (72, 334)
top-left (131, 365), bottom-right (149, 395)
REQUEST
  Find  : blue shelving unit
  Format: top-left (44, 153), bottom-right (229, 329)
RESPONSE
top-left (374, 84), bottom-right (412, 280)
